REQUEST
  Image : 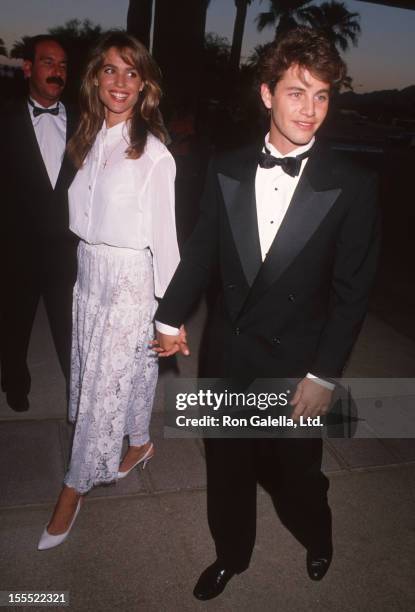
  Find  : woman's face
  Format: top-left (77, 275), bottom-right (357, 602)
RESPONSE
top-left (97, 46), bottom-right (143, 127)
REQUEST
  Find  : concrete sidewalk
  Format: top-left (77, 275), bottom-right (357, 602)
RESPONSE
top-left (1, 301), bottom-right (415, 611)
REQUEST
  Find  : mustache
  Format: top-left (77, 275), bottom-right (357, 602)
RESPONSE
top-left (46, 76), bottom-right (65, 87)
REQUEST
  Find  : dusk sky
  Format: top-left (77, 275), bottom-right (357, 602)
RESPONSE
top-left (1, 0), bottom-right (415, 93)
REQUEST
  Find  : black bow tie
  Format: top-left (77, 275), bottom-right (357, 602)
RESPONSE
top-left (258, 144), bottom-right (312, 177)
top-left (29, 99), bottom-right (59, 117)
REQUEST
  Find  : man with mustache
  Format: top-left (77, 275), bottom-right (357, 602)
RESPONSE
top-left (0, 36), bottom-right (78, 411)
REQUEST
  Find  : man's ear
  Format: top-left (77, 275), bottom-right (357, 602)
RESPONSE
top-left (22, 60), bottom-right (32, 80)
top-left (260, 83), bottom-right (272, 110)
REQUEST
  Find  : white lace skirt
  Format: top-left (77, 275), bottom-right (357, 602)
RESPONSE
top-left (64, 241), bottom-right (158, 493)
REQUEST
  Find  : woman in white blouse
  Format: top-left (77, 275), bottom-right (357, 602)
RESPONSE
top-left (38, 31), bottom-right (181, 550)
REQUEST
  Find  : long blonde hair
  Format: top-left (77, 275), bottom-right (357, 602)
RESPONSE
top-left (68, 30), bottom-right (167, 168)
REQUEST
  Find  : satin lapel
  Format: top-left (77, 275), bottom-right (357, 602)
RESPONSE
top-left (218, 161), bottom-right (262, 287)
top-left (65, 106), bottom-right (77, 142)
top-left (244, 160), bottom-right (342, 311)
top-left (19, 101), bottom-right (52, 189)
top-left (54, 106), bottom-right (76, 192)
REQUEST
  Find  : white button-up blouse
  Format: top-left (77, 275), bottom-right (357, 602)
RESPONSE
top-left (69, 120), bottom-right (180, 298)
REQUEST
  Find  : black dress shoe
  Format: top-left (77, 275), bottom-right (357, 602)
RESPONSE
top-left (193, 560), bottom-right (236, 600)
top-left (306, 550), bottom-right (332, 581)
top-left (6, 392), bottom-right (29, 412)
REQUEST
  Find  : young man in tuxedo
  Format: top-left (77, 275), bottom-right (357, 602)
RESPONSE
top-left (0, 36), bottom-right (78, 411)
top-left (155, 27), bottom-right (380, 599)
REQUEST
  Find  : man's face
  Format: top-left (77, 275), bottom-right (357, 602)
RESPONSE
top-left (23, 40), bottom-right (67, 107)
top-left (260, 64), bottom-right (330, 154)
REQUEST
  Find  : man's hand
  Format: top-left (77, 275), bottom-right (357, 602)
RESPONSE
top-left (290, 377), bottom-right (333, 422)
top-left (152, 325), bottom-right (190, 357)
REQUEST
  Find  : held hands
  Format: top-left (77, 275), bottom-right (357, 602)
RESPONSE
top-left (290, 377), bottom-right (333, 422)
top-left (152, 325), bottom-right (190, 357)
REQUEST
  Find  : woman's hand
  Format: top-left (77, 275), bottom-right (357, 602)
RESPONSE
top-left (151, 325), bottom-right (190, 357)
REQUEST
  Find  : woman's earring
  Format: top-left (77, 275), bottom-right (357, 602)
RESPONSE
top-left (93, 79), bottom-right (98, 86)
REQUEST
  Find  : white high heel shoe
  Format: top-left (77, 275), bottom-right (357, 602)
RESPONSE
top-left (117, 442), bottom-right (154, 479)
top-left (37, 498), bottom-right (82, 551)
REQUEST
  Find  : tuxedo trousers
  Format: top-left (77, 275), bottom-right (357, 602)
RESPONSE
top-left (203, 436), bottom-right (332, 572)
top-left (1, 239), bottom-right (77, 397)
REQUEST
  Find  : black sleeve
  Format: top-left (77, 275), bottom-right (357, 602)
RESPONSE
top-left (155, 157), bottom-right (221, 327)
top-left (312, 171), bottom-right (381, 377)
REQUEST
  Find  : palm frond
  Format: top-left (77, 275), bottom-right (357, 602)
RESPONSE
top-left (256, 11), bottom-right (276, 32)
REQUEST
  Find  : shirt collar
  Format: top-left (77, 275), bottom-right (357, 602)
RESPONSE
top-left (101, 119), bottom-right (129, 143)
top-left (264, 132), bottom-right (315, 158)
top-left (28, 97), bottom-right (60, 111)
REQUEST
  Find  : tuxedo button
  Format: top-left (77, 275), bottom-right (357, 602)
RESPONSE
top-left (288, 294), bottom-right (295, 302)
top-left (271, 337), bottom-right (280, 344)
top-left (227, 284), bottom-right (236, 291)
top-left (235, 327), bottom-right (241, 336)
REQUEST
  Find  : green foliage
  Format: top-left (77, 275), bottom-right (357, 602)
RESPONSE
top-left (10, 36), bottom-right (31, 59)
top-left (48, 18), bottom-right (102, 43)
top-left (256, 0), bottom-right (313, 35)
top-left (256, 0), bottom-right (360, 52)
top-left (246, 42), bottom-right (273, 69)
top-left (202, 32), bottom-right (232, 100)
top-left (205, 33), bottom-right (231, 60)
top-left (300, 2), bottom-right (361, 51)
top-left (10, 19), bottom-right (102, 61)
top-left (0, 38), bottom-right (7, 57)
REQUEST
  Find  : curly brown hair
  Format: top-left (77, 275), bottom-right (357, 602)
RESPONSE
top-left (258, 26), bottom-right (347, 93)
top-left (67, 30), bottom-right (167, 168)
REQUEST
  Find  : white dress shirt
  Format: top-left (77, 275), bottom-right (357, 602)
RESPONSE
top-left (68, 120), bottom-right (180, 299)
top-left (28, 98), bottom-right (66, 188)
top-left (256, 133), bottom-right (333, 390)
top-left (255, 134), bottom-right (314, 260)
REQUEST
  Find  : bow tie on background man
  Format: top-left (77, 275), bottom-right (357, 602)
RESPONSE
top-left (28, 98), bottom-right (59, 117)
top-left (258, 144), bottom-right (312, 177)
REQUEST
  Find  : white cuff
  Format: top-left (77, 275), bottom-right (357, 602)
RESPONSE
top-left (155, 320), bottom-right (180, 336)
top-left (306, 373), bottom-right (335, 391)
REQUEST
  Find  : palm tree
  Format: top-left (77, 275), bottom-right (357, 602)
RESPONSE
top-left (0, 38), bottom-right (7, 57)
top-left (256, 0), bottom-right (360, 52)
top-left (48, 18), bottom-right (102, 46)
top-left (10, 20), bottom-right (102, 60)
top-left (10, 36), bottom-right (32, 59)
top-left (230, 0), bottom-right (253, 73)
top-left (256, 0), bottom-right (313, 39)
top-left (127, 0), bottom-right (153, 48)
top-left (246, 42), bottom-right (273, 69)
top-left (300, 1), bottom-right (360, 51)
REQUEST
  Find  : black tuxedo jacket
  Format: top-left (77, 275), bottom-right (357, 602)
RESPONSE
top-left (156, 141), bottom-right (380, 380)
top-left (1, 99), bottom-right (78, 242)
top-left (0, 98), bottom-right (78, 278)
